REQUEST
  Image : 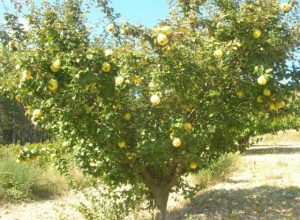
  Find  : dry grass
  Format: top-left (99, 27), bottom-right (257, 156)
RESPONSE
top-left (254, 129), bottom-right (300, 145)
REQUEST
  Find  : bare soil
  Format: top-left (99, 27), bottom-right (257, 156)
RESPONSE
top-left (1, 131), bottom-right (300, 220)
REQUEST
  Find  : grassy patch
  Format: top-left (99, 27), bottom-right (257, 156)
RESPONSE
top-left (191, 153), bottom-right (239, 189)
top-left (0, 145), bottom-right (67, 203)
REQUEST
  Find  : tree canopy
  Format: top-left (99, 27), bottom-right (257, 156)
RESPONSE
top-left (0, 0), bottom-right (299, 219)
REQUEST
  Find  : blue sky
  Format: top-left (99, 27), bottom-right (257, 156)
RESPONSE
top-left (0, 0), bottom-right (169, 28)
top-left (110, 0), bottom-right (169, 27)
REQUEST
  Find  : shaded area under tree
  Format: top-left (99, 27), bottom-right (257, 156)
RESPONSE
top-left (168, 186), bottom-right (300, 220)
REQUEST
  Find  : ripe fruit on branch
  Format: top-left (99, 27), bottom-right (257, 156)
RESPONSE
top-left (9, 40), bottom-right (16, 49)
top-left (132, 76), bottom-right (142, 84)
top-left (280, 2), bottom-right (291, 12)
top-left (186, 105), bottom-right (193, 112)
top-left (252, 29), bottom-right (262, 39)
top-left (157, 33), bottom-right (169, 46)
top-left (126, 153), bottom-right (132, 160)
top-left (159, 26), bottom-right (172, 35)
top-left (269, 103), bottom-right (276, 111)
top-left (270, 96), bottom-right (276, 102)
top-left (104, 49), bottom-right (114, 57)
top-left (172, 138), bottom-right (182, 147)
top-left (22, 70), bottom-right (32, 80)
top-left (15, 95), bottom-right (21, 102)
top-left (257, 75), bottom-right (268, 85)
top-left (169, 132), bottom-right (174, 140)
top-left (275, 101), bottom-right (286, 109)
top-left (236, 90), bottom-right (244, 98)
top-left (117, 141), bottom-right (126, 148)
top-left (190, 162), bottom-right (197, 169)
top-left (106, 23), bottom-right (115, 32)
top-left (48, 79), bottom-right (58, 91)
top-left (123, 113), bottom-right (132, 121)
top-left (184, 123), bottom-right (193, 132)
top-left (32, 109), bottom-right (42, 119)
top-left (263, 88), bottom-right (271, 97)
top-left (214, 49), bottom-right (223, 59)
top-left (257, 96), bottom-right (263, 103)
top-left (150, 94), bottom-right (161, 105)
top-left (102, 62), bottom-right (111, 73)
top-left (51, 59), bottom-right (61, 73)
top-left (115, 76), bottom-right (125, 86)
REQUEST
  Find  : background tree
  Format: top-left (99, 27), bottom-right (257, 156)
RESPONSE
top-left (0, 0), bottom-right (299, 219)
top-left (0, 94), bottom-right (47, 144)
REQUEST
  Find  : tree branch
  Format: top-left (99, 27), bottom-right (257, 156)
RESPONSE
top-left (168, 160), bottom-right (184, 189)
top-left (141, 168), bottom-right (160, 192)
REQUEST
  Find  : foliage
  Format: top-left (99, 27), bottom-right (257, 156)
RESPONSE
top-left (0, 0), bottom-right (299, 218)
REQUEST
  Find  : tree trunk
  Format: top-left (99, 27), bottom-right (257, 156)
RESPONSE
top-left (153, 189), bottom-right (169, 220)
top-left (141, 162), bottom-right (183, 220)
top-left (238, 135), bottom-right (250, 153)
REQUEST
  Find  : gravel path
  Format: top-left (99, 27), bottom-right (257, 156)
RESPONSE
top-left (1, 143), bottom-right (300, 220)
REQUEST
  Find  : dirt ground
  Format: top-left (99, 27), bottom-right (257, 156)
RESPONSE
top-left (167, 131), bottom-right (300, 219)
top-left (1, 131), bottom-right (300, 220)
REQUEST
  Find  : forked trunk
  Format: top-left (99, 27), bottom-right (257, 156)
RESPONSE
top-left (141, 162), bottom-right (183, 220)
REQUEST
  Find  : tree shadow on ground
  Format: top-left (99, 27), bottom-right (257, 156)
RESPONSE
top-left (167, 186), bottom-right (300, 220)
top-left (245, 146), bottom-right (300, 155)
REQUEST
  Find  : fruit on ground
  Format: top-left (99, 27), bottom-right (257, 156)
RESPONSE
top-left (102, 62), bottom-right (111, 73)
top-left (214, 49), bottom-right (223, 59)
top-left (117, 141), bottom-right (126, 148)
top-left (48, 79), bottom-right (58, 91)
top-left (157, 33), bottom-right (169, 46)
top-left (257, 75), bottom-right (268, 85)
top-left (253, 29), bottom-right (262, 38)
top-left (172, 138), bottom-right (182, 147)
top-left (263, 88), bottom-right (271, 97)
top-left (150, 94), bottom-right (161, 105)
